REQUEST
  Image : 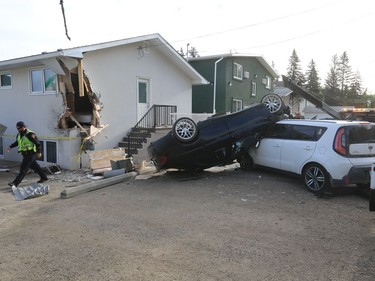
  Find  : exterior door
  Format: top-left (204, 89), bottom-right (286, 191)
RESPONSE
top-left (137, 78), bottom-right (150, 121)
top-left (251, 123), bottom-right (289, 169)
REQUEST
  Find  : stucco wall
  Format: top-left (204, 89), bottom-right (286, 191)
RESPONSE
top-left (0, 67), bottom-right (84, 169)
top-left (82, 43), bottom-right (193, 152)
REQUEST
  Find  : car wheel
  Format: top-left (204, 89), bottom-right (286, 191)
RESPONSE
top-left (261, 93), bottom-right (285, 114)
top-left (302, 163), bottom-right (330, 193)
top-left (172, 117), bottom-right (198, 143)
top-left (237, 154), bottom-right (254, 171)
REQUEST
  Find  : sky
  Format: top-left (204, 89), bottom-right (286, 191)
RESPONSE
top-left (1, 0), bottom-right (374, 93)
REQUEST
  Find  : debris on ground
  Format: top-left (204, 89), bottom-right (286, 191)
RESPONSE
top-left (12, 183), bottom-right (49, 201)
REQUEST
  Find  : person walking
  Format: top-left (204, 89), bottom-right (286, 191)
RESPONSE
top-left (6, 121), bottom-right (48, 187)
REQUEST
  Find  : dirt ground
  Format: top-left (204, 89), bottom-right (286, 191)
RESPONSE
top-left (0, 160), bottom-right (374, 281)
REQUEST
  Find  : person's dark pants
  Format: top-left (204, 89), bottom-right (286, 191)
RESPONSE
top-left (12, 152), bottom-right (48, 186)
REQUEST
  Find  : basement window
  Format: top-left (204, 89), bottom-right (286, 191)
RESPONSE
top-left (38, 140), bottom-right (57, 164)
top-left (30, 68), bottom-right (57, 94)
top-left (232, 99), bottom-right (243, 112)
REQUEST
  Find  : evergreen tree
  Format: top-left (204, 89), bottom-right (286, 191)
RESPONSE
top-left (286, 49), bottom-right (305, 83)
top-left (177, 47), bottom-right (185, 57)
top-left (337, 51), bottom-right (352, 101)
top-left (188, 46), bottom-right (199, 58)
top-left (305, 59), bottom-right (321, 96)
top-left (324, 55), bottom-right (341, 105)
top-left (348, 71), bottom-right (363, 98)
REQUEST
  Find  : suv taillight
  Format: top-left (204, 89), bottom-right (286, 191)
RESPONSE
top-left (334, 127), bottom-right (347, 156)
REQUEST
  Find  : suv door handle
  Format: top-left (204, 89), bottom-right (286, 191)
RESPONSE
top-left (273, 144), bottom-right (281, 148)
top-left (303, 146), bottom-right (313, 150)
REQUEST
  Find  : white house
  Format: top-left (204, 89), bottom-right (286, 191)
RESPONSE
top-left (0, 33), bottom-right (208, 170)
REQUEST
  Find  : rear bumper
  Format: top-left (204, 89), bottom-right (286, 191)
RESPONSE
top-left (331, 165), bottom-right (371, 186)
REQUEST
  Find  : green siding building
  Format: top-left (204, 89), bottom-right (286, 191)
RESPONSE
top-left (189, 54), bottom-right (278, 114)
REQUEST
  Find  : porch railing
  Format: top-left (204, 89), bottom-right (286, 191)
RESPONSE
top-left (126, 105), bottom-right (177, 155)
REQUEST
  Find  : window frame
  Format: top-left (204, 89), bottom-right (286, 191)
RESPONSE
top-left (289, 125), bottom-right (327, 141)
top-left (233, 62), bottom-right (243, 80)
top-left (38, 140), bottom-right (58, 164)
top-left (0, 71), bottom-right (12, 89)
top-left (251, 81), bottom-right (257, 96)
top-left (265, 76), bottom-right (271, 89)
top-left (0, 136), bottom-right (3, 156)
top-left (232, 99), bottom-right (243, 112)
top-left (30, 68), bottom-right (57, 95)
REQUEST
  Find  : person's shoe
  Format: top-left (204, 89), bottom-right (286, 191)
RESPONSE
top-left (37, 178), bottom-right (48, 183)
top-left (8, 182), bottom-right (17, 187)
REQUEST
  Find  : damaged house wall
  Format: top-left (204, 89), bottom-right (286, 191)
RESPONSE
top-left (0, 33), bottom-right (208, 170)
top-left (0, 65), bottom-right (83, 170)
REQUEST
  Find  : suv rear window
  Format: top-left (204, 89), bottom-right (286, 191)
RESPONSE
top-left (346, 124), bottom-right (375, 156)
top-left (347, 125), bottom-right (375, 144)
top-left (335, 124), bottom-right (375, 157)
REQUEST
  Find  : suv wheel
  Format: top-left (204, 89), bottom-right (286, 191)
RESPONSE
top-left (302, 164), bottom-right (330, 193)
top-left (172, 117), bottom-right (198, 143)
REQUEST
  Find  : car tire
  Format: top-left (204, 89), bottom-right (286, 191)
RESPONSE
top-left (172, 117), bottom-right (198, 143)
top-left (302, 163), bottom-right (330, 193)
top-left (261, 93), bottom-right (285, 115)
top-left (237, 154), bottom-right (254, 171)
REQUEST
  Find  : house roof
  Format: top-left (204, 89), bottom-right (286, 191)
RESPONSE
top-left (0, 33), bottom-right (208, 85)
top-left (188, 53), bottom-right (278, 79)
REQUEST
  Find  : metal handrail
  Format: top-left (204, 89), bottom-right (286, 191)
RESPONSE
top-left (127, 105), bottom-right (177, 156)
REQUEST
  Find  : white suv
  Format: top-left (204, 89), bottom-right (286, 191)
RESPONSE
top-left (244, 119), bottom-right (375, 194)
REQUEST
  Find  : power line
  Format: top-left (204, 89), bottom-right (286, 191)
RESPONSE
top-left (171, 0), bottom-right (347, 45)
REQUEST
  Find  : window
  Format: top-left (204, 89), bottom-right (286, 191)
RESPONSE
top-left (0, 137), bottom-right (3, 156)
top-left (290, 125), bottom-right (326, 141)
top-left (0, 72), bottom-right (12, 88)
top-left (251, 81), bottom-right (257, 96)
top-left (233, 62), bottom-right (243, 80)
top-left (30, 68), bottom-right (57, 94)
top-left (263, 124), bottom-right (290, 139)
top-left (232, 99), bottom-right (243, 112)
top-left (38, 140), bottom-right (57, 163)
top-left (138, 81), bottom-right (147, 103)
top-left (265, 76), bottom-right (271, 89)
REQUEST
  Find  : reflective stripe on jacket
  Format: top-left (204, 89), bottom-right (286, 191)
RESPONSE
top-left (17, 129), bottom-right (36, 153)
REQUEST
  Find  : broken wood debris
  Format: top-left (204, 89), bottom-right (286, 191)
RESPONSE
top-left (87, 148), bottom-right (131, 174)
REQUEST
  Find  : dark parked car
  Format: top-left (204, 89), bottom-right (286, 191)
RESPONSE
top-left (148, 93), bottom-right (287, 171)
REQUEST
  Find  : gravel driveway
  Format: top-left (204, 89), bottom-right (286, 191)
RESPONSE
top-left (0, 162), bottom-right (374, 281)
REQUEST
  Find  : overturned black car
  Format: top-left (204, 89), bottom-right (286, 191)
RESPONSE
top-left (148, 93), bottom-right (288, 171)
